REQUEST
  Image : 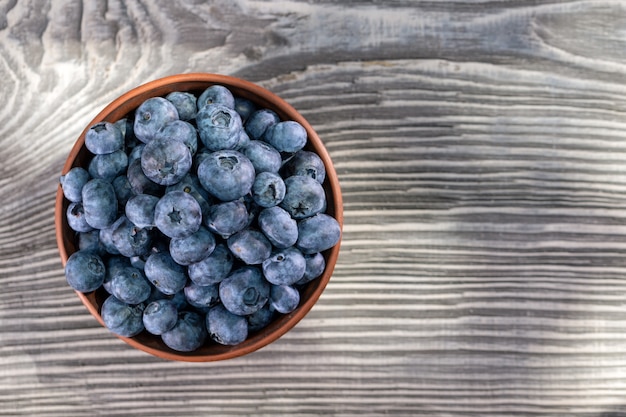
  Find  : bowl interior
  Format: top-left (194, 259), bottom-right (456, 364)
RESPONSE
top-left (55, 73), bottom-right (343, 362)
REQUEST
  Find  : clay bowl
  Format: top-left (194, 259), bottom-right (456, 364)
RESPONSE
top-left (54, 73), bottom-right (343, 362)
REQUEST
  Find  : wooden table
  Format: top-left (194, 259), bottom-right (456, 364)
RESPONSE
top-left (3, 1), bottom-right (626, 415)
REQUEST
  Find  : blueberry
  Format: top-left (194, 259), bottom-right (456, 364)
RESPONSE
top-left (103, 256), bottom-right (131, 294)
top-left (169, 226), bottom-right (216, 266)
top-left (101, 295), bottom-right (145, 337)
top-left (98, 222), bottom-right (121, 255)
top-left (108, 265), bottom-right (151, 305)
top-left (251, 171), bottom-right (285, 208)
top-left (134, 97), bottom-right (179, 144)
top-left (234, 97), bottom-right (257, 123)
top-left (66, 202), bottom-right (93, 233)
top-left (280, 175), bottom-right (326, 220)
top-left (296, 213), bottom-right (341, 255)
top-left (145, 280), bottom-right (166, 303)
top-left (246, 304), bottom-right (275, 333)
top-left (127, 158), bottom-right (163, 196)
top-left (115, 117), bottom-right (138, 147)
top-left (85, 121), bottom-right (124, 155)
top-left (192, 148), bottom-right (211, 173)
top-left (125, 193), bottom-right (160, 229)
top-left (234, 128), bottom-right (251, 151)
top-left (127, 143), bottom-right (144, 166)
top-left (140, 136), bottom-right (192, 186)
top-left (154, 190), bottom-right (202, 239)
top-left (166, 91), bottom-right (197, 121)
top-left (196, 104), bottom-right (243, 151)
top-left (60, 167), bottom-right (90, 203)
top-left (144, 252), bottom-right (188, 295)
top-left (77, 229), bottom-right (107, 256)
top-left (245, 108), bottom-right (279, 140)
top-left (129, 255), bottom-right (146, 271)
top-left (204, 200), bottom-right (248, 239)
top-left (88, 149), bottom-right (129, 181)
top-left (296, 252), bottom-right (326, 286)
top-left (187, 243), bottom-right (234, 286)
top-left (219, 266), bottom-right (269, 316)
top-left (197, 150), bottom-right (255, 202)
top-left (242, 193), bottom-right (262, 228)
top-left (242, 140), bottom-right (282, 174)
top-left (110, 215), bottom-right (153, 257)
top-left (142, 299), bottom-right (178, 335)
top-left (262, 247), bottom-right (306, 285)
top-left (165, 174), bottom-right (213, 218)
top-left (65, 250), bottom-right (105, 293)
top-left (155, 120), bottom-right (198, 155)
top-left (227, 229), bottom-right (272, 265)
top-left (161, 311), bottom-right (207, 352)
top-left (206, 304), bottom-right (248, 346)
top-left (263, 120), bottom-right (307, 153)
top-left (149, 289), bottom-right (189, 311)
top-left (197, 85), bottom-right (235, 110)
top-left (112, 175), bottom-right (134, 207)
top-left (282, 150), bottom-right (326, 184)
top-left (183, 281), bottom-right (219, 309)
top-left (82, 178), bottom-right (118, 229)
top-left (257, 206), bottom-right (298, 249)
top-left (269, 284), bottom-right (300, 314)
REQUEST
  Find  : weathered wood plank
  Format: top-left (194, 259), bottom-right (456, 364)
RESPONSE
top-left (3, 0), bottom-right (626, 416)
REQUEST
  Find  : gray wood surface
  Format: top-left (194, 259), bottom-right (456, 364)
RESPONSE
top-left (3, 0), bottom-right (626, 415)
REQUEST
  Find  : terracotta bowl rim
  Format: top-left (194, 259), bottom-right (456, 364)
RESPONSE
top-left (54, 73), bottom-right (343, 362)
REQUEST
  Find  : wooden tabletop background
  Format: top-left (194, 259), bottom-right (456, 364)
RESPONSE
top-left (3, 0), bottom-right (626, 415)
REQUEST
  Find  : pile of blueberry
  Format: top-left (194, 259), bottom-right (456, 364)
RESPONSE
top-left (60, 84), bottom-right (341, 352)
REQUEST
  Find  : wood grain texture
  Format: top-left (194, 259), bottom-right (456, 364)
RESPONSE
top-left (3, 0), bottom-right (626, 415)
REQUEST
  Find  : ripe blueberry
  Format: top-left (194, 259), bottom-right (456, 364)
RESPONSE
top-left (101, 295), bottom-right (145, 337)
top-left (197, 150), bottom-right (255, 202)
top-left (161, 311), bottom-right (207, 352)
top-left (134, 97), bottom-right (179, 144)
top-left (206, 304), bottom-right (248, 346)
top-left (65, 250), bottom-right (105, 293)
top-left (219, 266), bottom-right (269, 316)
top-left (154, 191), bottom-right (202, 239)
